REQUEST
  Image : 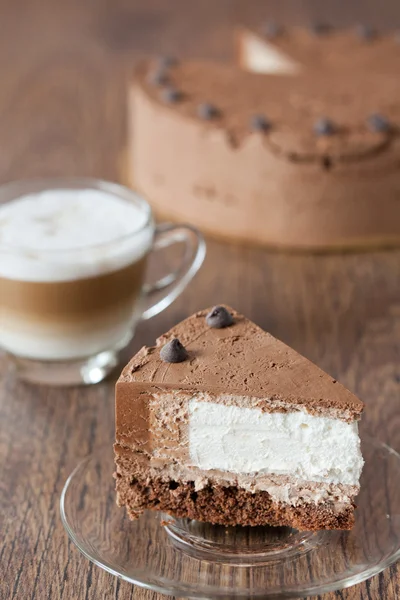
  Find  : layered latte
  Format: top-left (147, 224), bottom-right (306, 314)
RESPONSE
top-left (0, 187), bottom-right (153, 361)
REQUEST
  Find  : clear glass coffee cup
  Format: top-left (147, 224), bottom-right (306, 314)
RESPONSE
top-left (0, 179), bottom-right (206, 385)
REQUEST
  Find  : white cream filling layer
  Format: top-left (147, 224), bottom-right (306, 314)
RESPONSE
top-left (188, 400), bottom-right (363, 486)
top-left (241, 33), bottom-right (301, 75)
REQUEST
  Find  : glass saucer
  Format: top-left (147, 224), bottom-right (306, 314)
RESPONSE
top-left (60, 436), bottom-right (400, 598)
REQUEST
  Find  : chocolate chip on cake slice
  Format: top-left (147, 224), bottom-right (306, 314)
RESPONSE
top-left (160, 338), bottom-right (189, 363)
top-left (206, 306), bottom-right (234, 328)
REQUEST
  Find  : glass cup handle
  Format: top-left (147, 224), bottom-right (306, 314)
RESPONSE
top-left (141, 223), bottom-right (206, 321)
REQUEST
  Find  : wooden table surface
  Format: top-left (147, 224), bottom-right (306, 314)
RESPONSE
top-left (1, 1), bottom-right (400, 599)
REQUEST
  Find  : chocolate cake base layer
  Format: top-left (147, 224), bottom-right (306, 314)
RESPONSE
top-left (115, 472), bottom-right (355, 531)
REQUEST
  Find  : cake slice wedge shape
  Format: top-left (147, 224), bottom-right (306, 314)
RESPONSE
top-left (114, 305), bottom-right (364, 530)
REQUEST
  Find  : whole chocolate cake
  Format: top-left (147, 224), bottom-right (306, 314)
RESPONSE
top-left (127, 25), bottom-right (400, 250)
top-left (128, 54), bottom-right (400, 250)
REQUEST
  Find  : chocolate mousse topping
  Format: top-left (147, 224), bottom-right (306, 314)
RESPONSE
top-left (118, 306), bottom-right (364, 416)
top-left (159, 338), bottom-right (188, 363)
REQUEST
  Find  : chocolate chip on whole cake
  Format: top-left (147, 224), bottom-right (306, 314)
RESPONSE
top-left (313, 117), bottom-right (336, 136)
top-left (250, 114), bottom-right (271, 132)
top-left (367, 113), bottom-right (391, 133)
top-left (197, 103), bottom-right (220, 120)
top-left (161, 86), bottom-right (183, 104)
top-left (147, 69), bottom-right (169, 86)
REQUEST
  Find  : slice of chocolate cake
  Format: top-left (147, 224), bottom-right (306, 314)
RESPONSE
top-left (114, 306), bottom-right (364, 531)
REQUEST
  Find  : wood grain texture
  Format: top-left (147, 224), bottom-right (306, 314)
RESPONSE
top-left (0, 1), bottom-right (399, 599)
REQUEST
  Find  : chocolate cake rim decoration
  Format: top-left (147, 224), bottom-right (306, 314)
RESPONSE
top-left (161, 86), bottom-right (183, 104)
top-left (313, 117), bottom-right (337, 137)
top-left (147, 68), bottom-right (169, 87)
top-left (367, 113), bottom-right (391, 133)
top-left (197, 103), bottom-right (220, 120)
top-left (250, 114), bottom-right (272, 132)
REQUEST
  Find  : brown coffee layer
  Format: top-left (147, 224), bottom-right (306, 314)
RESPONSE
top-left (0, 256), bottom-right (147, 321)
top-left (115, 471), bottom-right (355, 530)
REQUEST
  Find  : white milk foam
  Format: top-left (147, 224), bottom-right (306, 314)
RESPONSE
top-left (0, 189), bottom-right (153, 281)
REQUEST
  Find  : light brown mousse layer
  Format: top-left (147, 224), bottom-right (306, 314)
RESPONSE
top-left (115, 444), bottom-right (359, 508)
top-left (128, 59), bottom-right (400, 249)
